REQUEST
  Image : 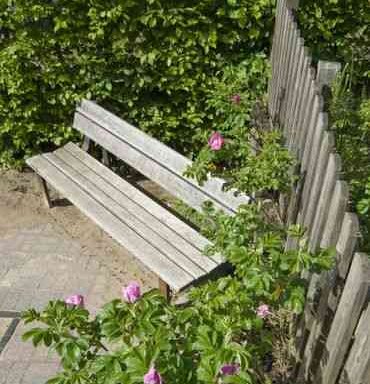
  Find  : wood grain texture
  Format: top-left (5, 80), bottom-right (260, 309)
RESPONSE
top-left (301, 132), bottom-right (335, 235)
top-left (47, 151), bottom-right (212, 280)
top-left (281, 21), bottom-right (299, 128)
top-left (309, 153), bottom-right (342, 251)
top-left (63, 143), bottom-right (220, 261)
top-left (320, 180), bottom-right (349, 249)
top-left (336, 213), bottom-right (361, 280)
top-left (297, 185), bottom-right (351, 382)
top-left (300, 93), bottom-right (322, 172)
top-left (37, 175), bottom-right (52, 208)
top-left (273, 3), bottom-right (290, 118)
top-left (291, 59), bottom-right (312, 155)
top-left (75, 100), bottom-right (250, 214)
top-left (27, 154), bottom-right (196, 291)
top-left (315, 254), bottom-right (370, 384)
top-left (268, 0), bottom-right (284, 117)
top-left (339, 303), bottom-right (370, 384)
top-left (54, 145), bottom-right (220, 271)
top-left (289, 50), bottom-right (311, 152)
top-left (286, 38), bottom-right (305, 136)
top-left (296, 73), bottom-right (316, 161)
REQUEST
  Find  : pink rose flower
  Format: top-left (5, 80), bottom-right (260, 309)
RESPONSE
top-left (231, 94), bottom-right (241, 105)
top-left (220, 363), bottom-right (240, 376)
top-left (208, 131), bottom-right (224, 151)
top-left (256, 304), bottom-right (271, 319)
top-left (65, 294), bottom-right (84, 308)
top-left (144, 367), bottom-right (162, 384)
top-left (122, 281), bottom-right (141, 303)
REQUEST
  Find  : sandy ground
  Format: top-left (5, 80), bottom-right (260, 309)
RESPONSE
top-left (0, 168), bottom-right (157, 309)
top-left (0, 168), bottom-right (162, 382)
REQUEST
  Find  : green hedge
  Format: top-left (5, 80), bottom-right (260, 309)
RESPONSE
top-left (0, 0), bottom-right (274, 167)
top-left (298, 0), bottom-right (370, 88)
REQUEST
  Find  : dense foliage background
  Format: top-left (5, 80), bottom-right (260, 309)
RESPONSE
top-left (0, 0), bottom-right (274, 167)
top-left (297, 0), bottom-right (370, 88)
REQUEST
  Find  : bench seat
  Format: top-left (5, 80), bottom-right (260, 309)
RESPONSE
top-left (27, 142), bottom-right (223, 292)
top-left (27, 100), bottom-right (250, 296)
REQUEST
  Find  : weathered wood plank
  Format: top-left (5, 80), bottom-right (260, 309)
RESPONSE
top-left (327, 213), bottom-right (360, 313)
top-left (74, 111), bottom-right (230, 214)
top-left (300, 131), bottom-right (335, 234)
top-left (320, 180), bottom-right (349, 249)
top-left (37, 175), bottom-right (52, 208)
top-left (273, 3), bottom-right (291, 119)
top-left (26, 155), bottom-right (194, 291)
top-left (296, 74), bottom-right (316, 161)
top-left (314, 253), bottom-right (370, 384)
top-left (280, 20), bottom-right (299, 127)
top-left (316, 61), bottom-right (342, 91)
top-left (309, 153), bottom-right (342, 251)
top-left (63, 142), bottom-right (219, 260)
top-left (159, 278), bottom-right (171, 301)
top-left (296, 181), bottom-right (350, 381)
top-left (268, 0), bottom-right (284, 117)
top-left (54, 145), bottom-right (220, 272)
top-left (336, 213), bottom-right (361, 280)
top-left (295, 155), bottom-right (342, 366)
top-left (46, 151), bottom-right (210, 280)
top-left (291, 58), bottom-right (313, 154)
top-left (289, 50), bottom-right (311, 152)
top-left (302, 96), bottom-right (328, 169)
top-left (81, 136), bottom-right (92, 152)
top-left (285, 38), bottom-right (305, 138)
top-left (76, 101), bottom-right (250, 213)
top-left (282, 33), bottom-right (302, 134)
top-left (339, 303), bottom-right (370, 384)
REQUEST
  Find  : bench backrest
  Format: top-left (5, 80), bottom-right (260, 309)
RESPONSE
top-left (73, 100), bottom-right (250, 215)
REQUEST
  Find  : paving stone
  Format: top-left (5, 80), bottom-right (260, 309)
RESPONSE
top-left (21, 363), bottom-right (60, 384)
top-left (0, 362), bottom-right (29, 384)
top-left (0, 184), bottom-right (155, 383)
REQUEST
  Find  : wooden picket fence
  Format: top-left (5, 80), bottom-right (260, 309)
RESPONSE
top-left (268, 0), bottom-right (370, 383)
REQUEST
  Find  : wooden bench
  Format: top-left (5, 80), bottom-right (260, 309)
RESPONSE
top-left (26, 100), bottom-right (250, 298)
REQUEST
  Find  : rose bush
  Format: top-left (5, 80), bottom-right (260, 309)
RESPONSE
top-left (23, 209), bottom-right (332, 384)
top-left (184, 57), bottom-right (294, 197)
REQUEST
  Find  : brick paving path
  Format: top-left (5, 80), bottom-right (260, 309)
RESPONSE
top-left (0, 223), bottom-right (154, 383)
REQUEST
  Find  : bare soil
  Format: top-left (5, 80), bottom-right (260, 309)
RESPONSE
top-left (0, 168), bottom-right (157, 294)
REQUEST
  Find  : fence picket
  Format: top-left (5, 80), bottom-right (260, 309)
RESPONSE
top-left (269, 3), bottom-right (369, 383)
top-left (309, 153), bottom-right (342, 251)
top-left (281, 22), bottom-right (300, 129)
top-left (320, 181), bottom-right (350, 248)
top-left (314, 254), bottom-right (370, 384)
top-left (296, 181), bottom-right (350, 381)
top-left (300, 131), bottom-right (335, 233)
top-left (292, 65), bottom-right (313, 155)
top-left (296, 75), bottom-right (316, 161)
top-left (289, 51), bottom-right (312, 151)
top-left (339, 303), bottom-right (370, 384)
top-left (274, 5), bottom-right (291, 119)
top-left (268, 0), bottom-right (284, 117)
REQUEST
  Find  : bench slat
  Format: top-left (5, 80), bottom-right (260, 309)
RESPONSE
top-left (46, 152), bottom-right (210, 280)
top-left (53, 145), bottom-right (220, 273)
top-left (27, 155), bottom-right (195, 291)
top-left (75, 100), bottom-right (250, 214)
top-left (63, 142), bottom-right (221, 263)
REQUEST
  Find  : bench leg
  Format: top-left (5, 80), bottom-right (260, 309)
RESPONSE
top-left (102, 149), bottom-right (110, 167)
top-left (81, 136), bottom-right (92, 153)
top-left (158, 278), bottom-right (170, 301)
top-left (37, 175), bottom-right (52, 208)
